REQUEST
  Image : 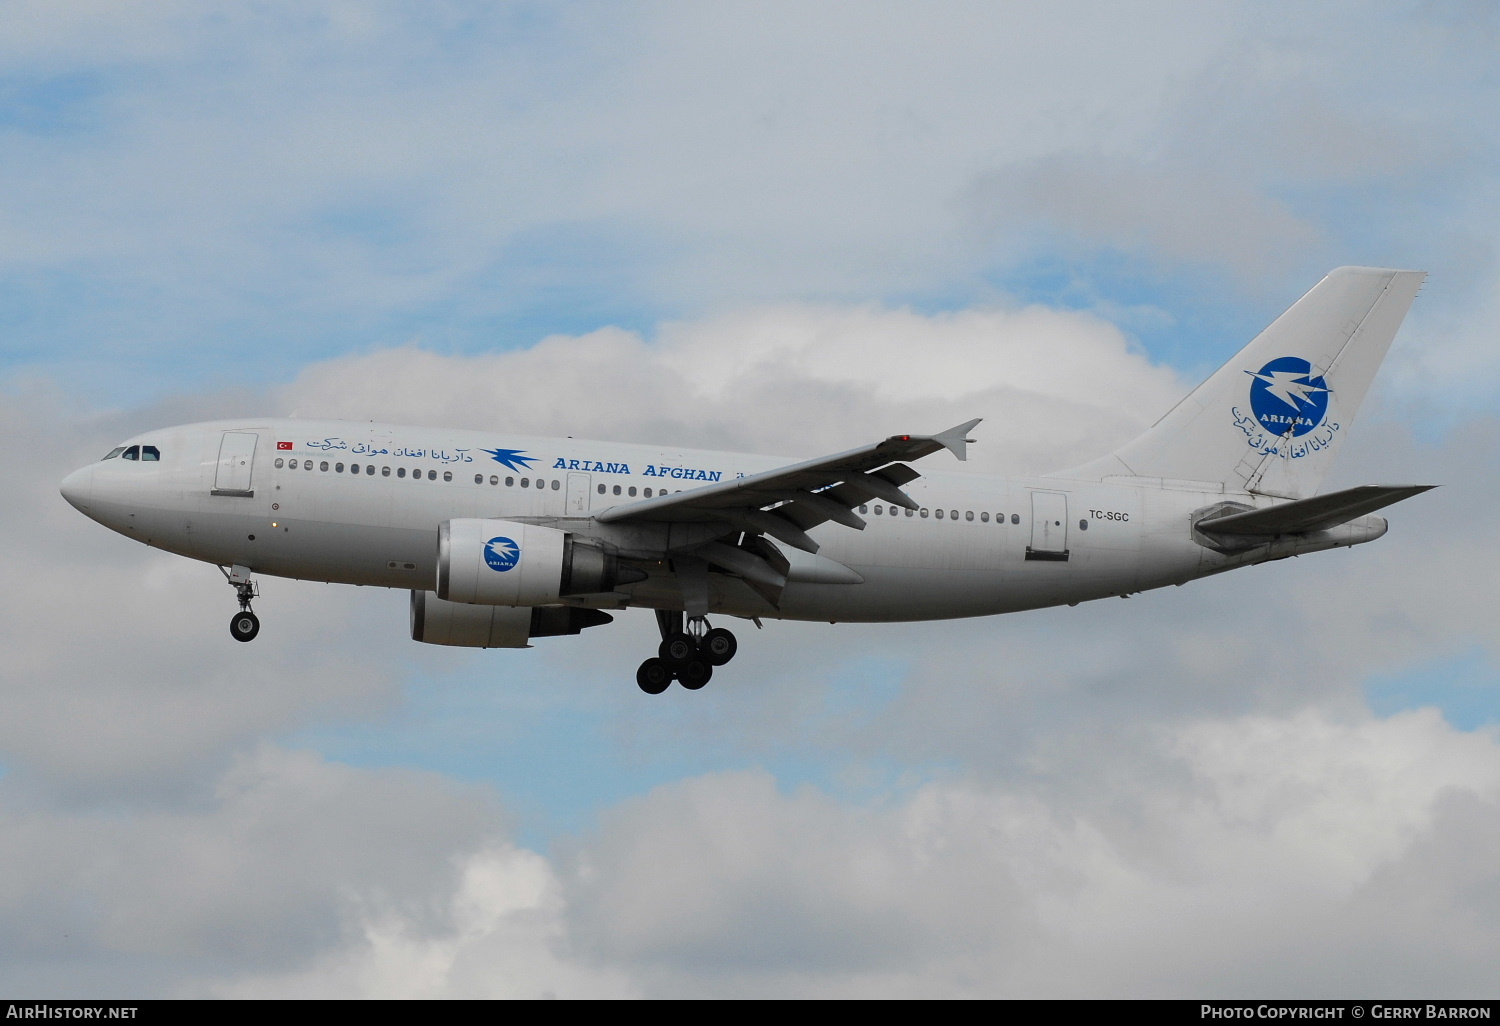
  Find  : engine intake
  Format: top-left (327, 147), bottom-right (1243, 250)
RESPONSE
top-left (436, 518), bottom-right (642, 605)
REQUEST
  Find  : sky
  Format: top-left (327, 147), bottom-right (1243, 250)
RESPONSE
top-left (2, 0), bottom-right (1499, 998)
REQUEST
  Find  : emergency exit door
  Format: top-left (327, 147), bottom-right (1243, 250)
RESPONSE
top-left (566, 472), bottom-right (592, 514)
top-left (1026, 491), bottom-right (1069, 561)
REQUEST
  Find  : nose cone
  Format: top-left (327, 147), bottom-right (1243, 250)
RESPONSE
top-left (60, 465), bottom-right (95, 512)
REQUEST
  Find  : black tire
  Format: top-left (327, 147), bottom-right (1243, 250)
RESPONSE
top-left (701, 627), bottom-right (737, 666)
top-left (230, 610), bottom-right (260, 643)
top-left (659, 632), bottom-right (697, 665)
top-left (636, 658), bottom-right (673, 695)
top-left (677, 658), bottom-right (713, 691)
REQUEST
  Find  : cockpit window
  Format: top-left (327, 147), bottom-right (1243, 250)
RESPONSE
top-left (121, 445), bottom-right (140, 461)
top-left (140, 445), bottom-right (160, 462)
top-left (102, 447), bottom-right (126, 461)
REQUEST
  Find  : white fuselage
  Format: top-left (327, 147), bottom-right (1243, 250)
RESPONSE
top-left (59, 418), bottom-right (1386, 623)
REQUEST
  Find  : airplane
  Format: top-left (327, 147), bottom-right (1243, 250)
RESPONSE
top-left (60, 266), bottom-right (1434, 694)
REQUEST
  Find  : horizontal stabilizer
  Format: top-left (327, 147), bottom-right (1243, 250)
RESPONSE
top-left (1197, 484), bottom-right (1435, 537)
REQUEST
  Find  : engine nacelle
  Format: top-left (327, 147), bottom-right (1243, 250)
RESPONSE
top-left (410, 590), bottom-right (614, 648)
top-left (436, 518), bottom-right (637, 605)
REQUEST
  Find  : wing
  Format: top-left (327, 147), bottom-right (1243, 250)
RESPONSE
top-left (594, 419), bottom-right (982, 556)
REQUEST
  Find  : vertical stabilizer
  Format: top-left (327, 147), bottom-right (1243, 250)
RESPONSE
top-left (1056, 267), bottom-right (1425, 498)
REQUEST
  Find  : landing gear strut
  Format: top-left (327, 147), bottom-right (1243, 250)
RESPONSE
top-left (635, 611), bottom-right (738, 694)
top-left (221, 564), bottom-right (261, 643)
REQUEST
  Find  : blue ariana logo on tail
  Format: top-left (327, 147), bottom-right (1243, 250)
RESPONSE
top-left (484, 536), bottom-right (520, 572)
top-left (1231, 357), bottom-right (1339, 459)
top-left (1246, 357), bottom-right (1331, 437)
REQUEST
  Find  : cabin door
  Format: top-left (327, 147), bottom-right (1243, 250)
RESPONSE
top-left (212, 432), bottom-right (258, 497)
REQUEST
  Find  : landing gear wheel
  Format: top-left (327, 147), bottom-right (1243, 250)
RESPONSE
top-left (659, 632), bottom-right (697, 664)
top-left (677, 658), bottom-right (713, 691)
top-left (230, 610), bottom-right (260, 643)
top-left (701, 627), bottom-right (737, 666)
top-left (636, 658), bottom-right (673, 695)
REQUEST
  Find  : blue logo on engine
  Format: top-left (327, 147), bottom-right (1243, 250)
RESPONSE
top-left (1245, 357), bottom-right (1330, 438)
top-left (483, 536), bottom-right (520, 572)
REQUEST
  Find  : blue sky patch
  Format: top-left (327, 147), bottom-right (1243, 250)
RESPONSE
top-left (1364, 647), bottom-right (1500, 730)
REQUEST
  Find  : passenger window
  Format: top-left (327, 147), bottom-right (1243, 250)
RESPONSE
top-left (505, 477), bottom-right (514, 487)
top-left (141, 446), bottom-right (160, 461)
top-left (920, 508), bottom-right (929, 518)
top-left (274, 458), bottom-right (284, 469)
top-left (335, 463), bottom-right (344, 473)
top-left (350, 464), bottom-right (359, 474)
top-left (981, 512), bottom-right (989, 522)
top-left (950, 510), bottom-right (958, 520)
top-left (874, 505), bottom-right (882, 515)
top-left (597, 484), bottom-right (605, 494)
top-left (935, 509), bottom-right (944, 519)
top-left (443, 471), bottom-right (452, 482)
top-left (122, 446), bottom-right (140, 460)
top-left (397, 467), bottom-right (406, 478)
top-left (102, 447), bottom-right (126, 461)
top-left (490, 475), bottom-right (498, 485)
top-left (551, 479), bottom-right (560, 491)
top-left (613, 485), bottom-right (621, 495)
top-left (645, 488), bottom-right (653, 497)
top-left (1011, 514), bottom-right (1020, 525)
top-left (305, 461), bottom-right (313, 471)
top-left (906, 508), bottom-right (914, 517)
top-left (1079, 519), bottom-right (1088, 530)
top-left (320, 461), bottom-right (329, 472)
top-left (521, 478), bottom-right (530, 488)
top-left (965, 511), bottom-right (974, 521)
top-left (428, 470), bottom-right (437, 481)
top-left (628, 486), bottom-right (637, 497)
top-left (474, 474), bottom-right (483, 484)
top-left (366, 465), bottom-right (374, 475)
top-left (382, 466), bottom-right (391, 477)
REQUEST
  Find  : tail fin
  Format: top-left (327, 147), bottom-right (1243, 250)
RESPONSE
top-left (1057, 267), bottom-right (1425, 498)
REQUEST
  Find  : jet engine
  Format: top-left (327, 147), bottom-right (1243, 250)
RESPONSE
top-left (411, 590), bottom-right (614, 648)
top-left (436, 518), bottom-right (643, 606)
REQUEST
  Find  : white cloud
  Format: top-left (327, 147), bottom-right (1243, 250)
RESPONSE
top-left (0, 745), bottom-right (511, 995)
top-left (212, 840), bottom-right (637, 999)
top-left (969, 154), bottom-right (1326, 280)
top-left (279, 301), bottom-right (1183, 476)
top-left (203, 711), bottom-right (1500, 998)
top-left (4, 0), bottom-right (1499, 409)
top-left (556, 710), bottom-right (1500, 997)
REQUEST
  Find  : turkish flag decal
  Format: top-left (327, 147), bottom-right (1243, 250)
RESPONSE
top-left (276, 441), bottom-right (294, 450)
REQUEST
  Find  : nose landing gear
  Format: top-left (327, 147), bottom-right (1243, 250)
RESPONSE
top-left (230, 609), bottom-right (260, 643)
top-left (221, 564), bottom-right (261, 643)
top-left (636, 611), bottom-right (738, 694)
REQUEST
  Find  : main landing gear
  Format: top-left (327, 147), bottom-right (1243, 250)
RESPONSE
top-left (636, 611), bottom-right (738, 694)
top-left (220, 564), bottom-right (260, 643)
